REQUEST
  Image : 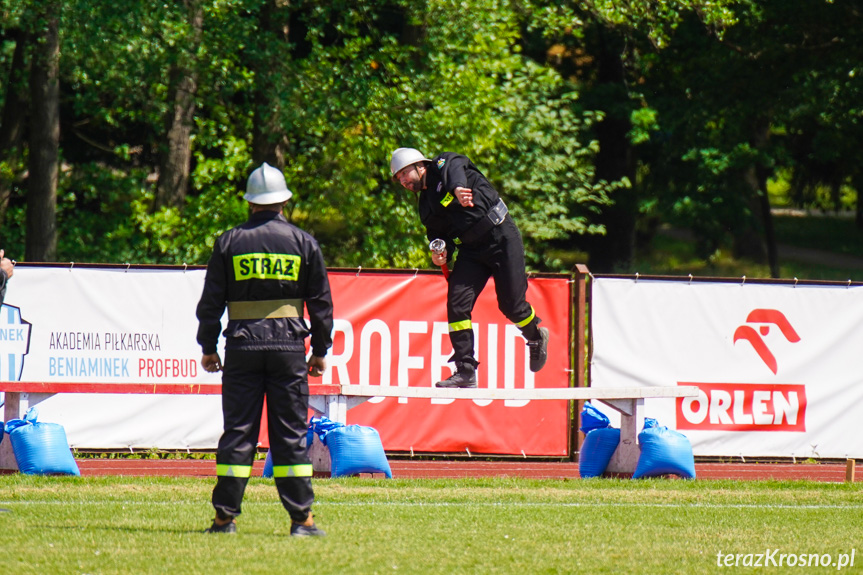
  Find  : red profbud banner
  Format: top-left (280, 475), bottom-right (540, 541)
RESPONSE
top-left (315, 271), bottom-right (572, 456)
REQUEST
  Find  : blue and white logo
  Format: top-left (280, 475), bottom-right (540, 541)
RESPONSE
top-left (0, 304), bottom-right (31, 381)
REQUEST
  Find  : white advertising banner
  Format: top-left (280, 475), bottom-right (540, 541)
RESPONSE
top-left (590, 277), bottom-right (863, 458)
top-left (0, 266), bottom-right (225, 449)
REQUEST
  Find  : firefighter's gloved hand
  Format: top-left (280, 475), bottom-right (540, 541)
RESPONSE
top-left (308, 355), bottom-right (327, 378)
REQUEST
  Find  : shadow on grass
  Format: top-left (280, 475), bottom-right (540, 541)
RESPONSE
top-left (25, 521), bottom-right (303, 538)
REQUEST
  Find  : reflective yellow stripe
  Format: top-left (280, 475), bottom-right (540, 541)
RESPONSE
top-left (441, 192), bottom-right (454, 207)
top-left (448, 320), bottom-right (472, 332)
top-left (272, 464), bottom-right (313, 478)
top-left (515, 306), bottom-right (536, 328)
top-left (216, 464), bottom-right (253, 478)
top-left (227, 298), bottom-right (303, 320)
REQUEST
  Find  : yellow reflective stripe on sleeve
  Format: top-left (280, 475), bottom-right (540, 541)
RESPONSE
top-left (441, 192), bottom-right (454, 207)
top-left (233, 253), bottom-right (301, 281)
top-left (448, 320), bottom-right (472, 332)
top-left (515, 306), bottom-right (536, 328)
top-left (216, 464), bottom-right (253, 478)
top-left (272, 464), bottom-right (314, 478)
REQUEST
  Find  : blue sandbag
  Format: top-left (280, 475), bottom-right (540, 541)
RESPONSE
top-left (326, 425), bottom-right (392, 478)
top-left (262, 450), bottom-right (274, 478)
top-left (578, 403), bottom-right (619, 478)
top-left (580, 402), bottom-right (611, 433)
top-left (261, 426), bottom-right (319, 478)
top-left (579, 427), bottom-right (621, 478)
top-left (262, 416), bottom-right (344, 478)
top-left (633, 418), bottom-right (696, 479)
top-left (309, 416), bottom-right (344, 444)
top-left (4, 407), bottom-right (80, 476)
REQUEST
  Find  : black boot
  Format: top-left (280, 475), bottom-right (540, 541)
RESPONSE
top-left (436, 363), bottom-right (477, 388)
top-left (527, 327), bottom-right (549, 372)
top-left (291, 522), bottom-right (326, 537)
top-left (204, 518), bottom-right (237, 534)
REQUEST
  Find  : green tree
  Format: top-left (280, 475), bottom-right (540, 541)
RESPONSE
top-left (25, 0), bottom-right (60, 262)
top-left (775, 1), bottom-right (863, 223)
top-left (2, 0), bottom-right (612, 269)
top-left (517, 0), bottom-right (748, 272)
top-left (155, 0), bottom-right (204, 211)
top-left (240, 0), bottom-right (612, 269)
top-left (56, 0), bottom-right (255, 263)
top-left (638, 0), bottom-right (863, 277)
top-left (0, 23), bottom-right (30, 229)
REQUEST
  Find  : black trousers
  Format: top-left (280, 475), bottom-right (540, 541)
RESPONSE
top-left (212, 349), bottom-right (314, 523)
top-left (447, 216), bottom-right (540, 365)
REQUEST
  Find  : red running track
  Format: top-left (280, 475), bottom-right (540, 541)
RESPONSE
top-left (71, 459), bottom-right (862, 482)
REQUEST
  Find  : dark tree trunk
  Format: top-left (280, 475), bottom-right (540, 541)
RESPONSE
top-left (154, 0), bottom-right (203, 211)
top-left (760, 185), bottom-right (779, 279)
top-left (26, 4), bottom-right (59, 262)
top-left (251, 0), bottom-right (290, 169)
top-left (734, 119), bottom-right (778, 278)
top-left (584, 28), bottom-right (637, 273)
top-left (855, 174), bottom-right (863, 229)
top-left (0, 28), bottom-right (31, 228)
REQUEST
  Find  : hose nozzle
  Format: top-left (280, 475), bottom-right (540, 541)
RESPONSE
top-left (429, 239), bottom-right (446, 254)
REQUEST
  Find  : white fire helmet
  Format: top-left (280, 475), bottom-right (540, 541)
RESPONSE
top-left (390, 147), bottom-right (430, 179)
top-left (244, 162), bottom-right (293, 204)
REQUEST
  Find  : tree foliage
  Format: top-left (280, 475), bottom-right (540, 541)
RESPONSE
top-left (1, 0), bottom-right (861, 277)
top-left (0, 0), bottom-right (614, 269)
top-left (637, 0), bottom-right (863, 274)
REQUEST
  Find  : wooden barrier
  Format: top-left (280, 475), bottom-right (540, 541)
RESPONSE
top-left (1, 382), bottom-right (699, 475)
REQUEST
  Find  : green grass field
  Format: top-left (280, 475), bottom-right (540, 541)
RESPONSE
top-left (1, 475), bottom-right (861, 574)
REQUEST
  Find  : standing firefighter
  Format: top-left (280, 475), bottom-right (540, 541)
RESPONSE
top-left (390, 148), bottom-right (549, 388)
top-left (196, 162), bottom-right (333, 537)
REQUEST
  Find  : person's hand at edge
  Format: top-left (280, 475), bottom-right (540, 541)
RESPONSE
top-left (308, 355), bottom-right (326, 378)
top-left (202, 353), bottom-right (222, 372)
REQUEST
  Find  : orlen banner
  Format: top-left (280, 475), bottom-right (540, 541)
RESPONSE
top-left (590, 277), bottom-right (863, 458)
top-left (0, 266), bottom-right (571, 455)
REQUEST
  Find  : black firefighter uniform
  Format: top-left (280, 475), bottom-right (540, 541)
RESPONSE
top-left (196, 209), bottom-right (333, 523)
top-left (418, 152), bottom-right (541, 367)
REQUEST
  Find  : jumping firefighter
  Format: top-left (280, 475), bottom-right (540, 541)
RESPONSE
top-left (390, 147), bottom-right (549, 388)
